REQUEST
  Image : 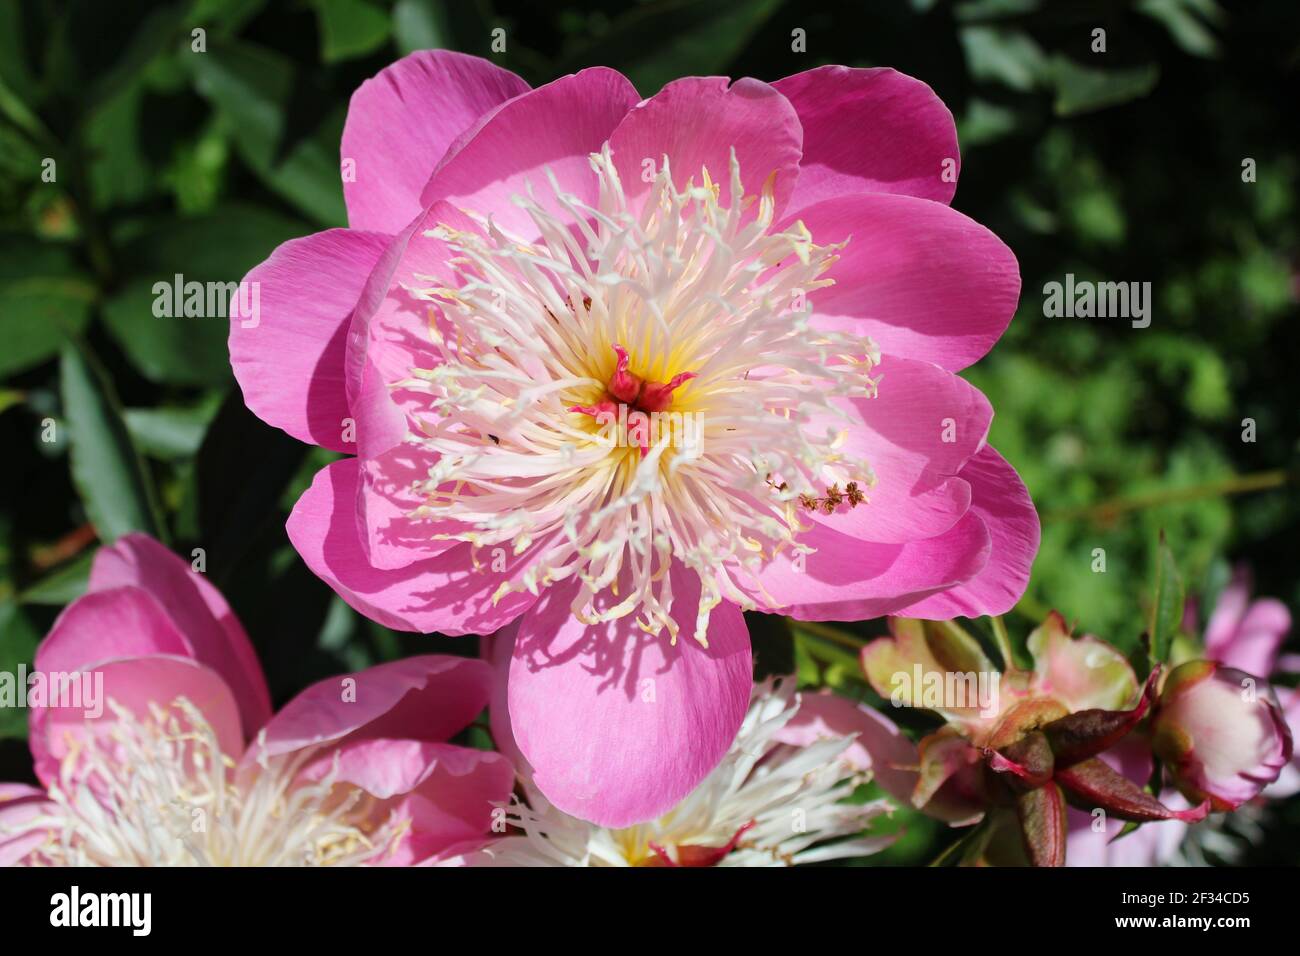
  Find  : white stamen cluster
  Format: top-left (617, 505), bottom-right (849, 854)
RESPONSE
top-left (396, 145), bottom-right (880, 644)
top-left (4, 698), bottom-right (403, 867)
top-left (465, 678), bottom-right (895, 867)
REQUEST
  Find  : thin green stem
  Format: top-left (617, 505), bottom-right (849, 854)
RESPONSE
top-left (989, 615), bottom-right (1017, 672)
top-left (1044, 468), bottom-right (1292, 524)
top-left (789, 618), bottom-right (867, 650)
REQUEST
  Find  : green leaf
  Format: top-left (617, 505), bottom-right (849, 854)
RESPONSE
top-left (1137, 0), bottom-right (1223, 59)
top-left (790, 628), bottom-right (863, 675)
top-left (1147, 531), bottom-right (1184, 666)
top-left (553, 0), bottom-right (783, 96)
top-left (957, 98), bottom-right (1020, 148)
top-left (0, 600), bottom-right (41, 738)
top-left (1048, 56), bottom-right (1159, 116)
top-left (392, 0), bottom-right (448, 54)
top-left (117, 203), bottom-right (308, 278)
top-left (186, 390), bottom-right (310, 580)
top-left (194, 0), bottom-right (270, 37)
top-left (960, 27), bottom-right (1048, 93)
top-left (82, 83), bottom-right (155, 211)
top-left (124, 400), bottom-right (221, 460)
top-left (102, 204), bottom-right (307, 386)
top-left (955, 0), bottom-right (1040, 18)
top-left (188, 41), bottom-right (347, 226)
top-left (0, 121), bottom-right (44, 182)
top-left (78, 1), bottom-right (193, 115)
top-left (59, 341), bottom-right (166, 543)
top-left (0, 237), bottom-right (96, 378)
top-left (100, 279), bottom-right (234, 386)
top-left (16, 550), bottom-right (93, 606)
top-left (313, 0), bottom-right (391, 63)
top-left (0, 3), bottom-right (43, 115)
top-left (0, 74), bottom-right (47, 145)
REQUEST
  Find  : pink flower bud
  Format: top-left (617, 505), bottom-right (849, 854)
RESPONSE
top-left (1152, 661), bottom-right (1294, 811)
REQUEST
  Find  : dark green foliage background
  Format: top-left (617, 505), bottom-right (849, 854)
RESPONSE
top-left (0, 0), bottom-right (1296, 864)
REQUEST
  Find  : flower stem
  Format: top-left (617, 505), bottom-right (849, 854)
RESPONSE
top-left (989, 615), bottom-right (1017, 672)
top-left (1043, 468), bottom-right (1293, 524)
top-left (788, 619), bottom-right (867, 650)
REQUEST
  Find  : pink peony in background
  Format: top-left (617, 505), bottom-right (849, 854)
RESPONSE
top-left (1066, 570), bottom-right (1298, 866)
top-left (0, 534), bottom-right (511, 866)
top-left (468, 670), bottom-right (906, 866)
top-left (229, 51), bottom-right (1039, 826)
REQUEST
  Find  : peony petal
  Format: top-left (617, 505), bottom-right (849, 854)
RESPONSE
top-left (88, 533), bottom-right (272, 737)
top-left (344, 200), bottom-right (482, 410)
top-left (302, 738), bottom-right (514, 865)
top-left (481, 621), bottom-right (528, 774)
top-left (286, 458), bottom-right (539, 635)
top-left (341, 202), bottom-right (487, 569)
top-left (0, 786), bottom-right (59, 866)
top-left (419, 68), bottom-right (640, 240)
top-left (913, 727), bottom-right (987, 824)
top-left (1264, 687), bottom-right (1300, 798)
top-left (387, 747), bottom-right (516, 865)
top-left (1203, 570), bottom-right (1250, 652)
top-left (342, 50), bottom-right (529, 234)
top-left (507, 564), bottom-right (752, 827)
top-left (745, 512), bottom-right (991, 621)
top-left (774, 691), bottom-right (918, 804)
top-left (231, 228), bottom-right (390, 451)
top-left (35, 586), bottom-right (192, 675)
top-left (860, 618), bottom-right (996, 734)
top-left (608, 76), bottom-right (802, 217)
top-left (789, 192), bottom-right (1021, 371)
top-left (1205, 570), bottom-right (1290, 677)
top-left (33, 656), bottom-right (244, 788)
top-left (1209, 599), bottom-right (1289, 677)
top-left (774, 65), bottom-right (959, 210)
top-left (892, 445), bottom-right (1039, 619)
top-left (1026, 611), bottom-right (1138, 713)
top-left (355, 436), bottom-right (466, 571)
top-left (254, 654), bottom-right (493, 762)
top-left (805, 355), bottom-right (991, 543)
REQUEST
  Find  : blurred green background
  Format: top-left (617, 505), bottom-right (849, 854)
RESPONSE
top-left (1, 0), bottom-right (1297, 864)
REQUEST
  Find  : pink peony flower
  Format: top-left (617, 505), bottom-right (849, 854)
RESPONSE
top-left (1151, 660), bottom-right (1293, 812)
top-left (229, 52), bottom-right (1038, 826)
top-left (0, 534), bottom-right (511, 866)
top-left (1067, 570), bottom-right (1298, 866)
top-left (1202, 567), bottom-right (1292, 678)
top-left (1197, 568), bottom-right (1299, 798)
top-left (467, 673), bottom-right (901, 866)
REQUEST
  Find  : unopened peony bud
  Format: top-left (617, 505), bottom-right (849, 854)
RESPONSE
top-left (1151, 661), bottom-right (1294, 811)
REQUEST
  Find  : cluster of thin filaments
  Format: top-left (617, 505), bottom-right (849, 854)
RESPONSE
top-left (397, 145), bottom-right (879, 643)
top-left (5, 698), bottom-right (402, 867)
